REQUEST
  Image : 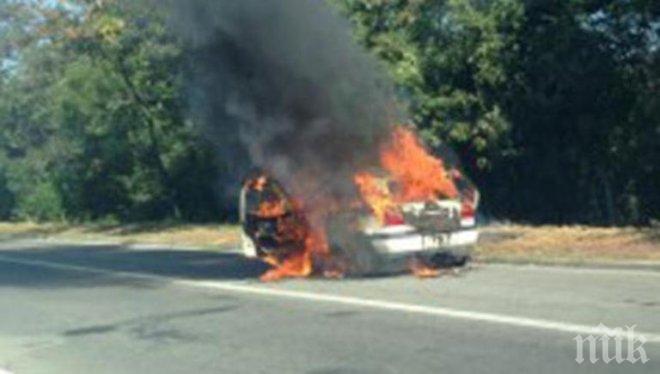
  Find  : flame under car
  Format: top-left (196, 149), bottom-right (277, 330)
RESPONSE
top-left (239, 171), bottom-right (479, 276)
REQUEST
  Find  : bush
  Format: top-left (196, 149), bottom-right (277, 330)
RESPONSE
top-left (0, 169), bottom-right (14, 220)
top-left (15, 181), bottom-right (65, 222)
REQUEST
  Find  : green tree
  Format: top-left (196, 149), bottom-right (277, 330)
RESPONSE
top-left (0, 0), bottom-right (221, 222)
top-left (335, 0), bottom-right (659, 224)
top-left (334, 0), bottom-right (523, 169)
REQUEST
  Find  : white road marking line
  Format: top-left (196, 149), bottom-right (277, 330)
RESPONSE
top-left (1, 254), bottom-right (659, 344)
top-left (485, 263), bottom-right (660, 278)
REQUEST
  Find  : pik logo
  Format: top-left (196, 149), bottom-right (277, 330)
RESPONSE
top-left (574, 324), bottom-right (649, 364)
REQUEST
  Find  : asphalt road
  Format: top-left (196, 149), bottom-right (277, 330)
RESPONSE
top-left (0, 240), bottom-right (659, 374)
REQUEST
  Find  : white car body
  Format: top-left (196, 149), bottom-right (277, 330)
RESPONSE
top-left (363, 200), bottom-right (478, 256)
top-left (240, 186), bottom-right (479, 260)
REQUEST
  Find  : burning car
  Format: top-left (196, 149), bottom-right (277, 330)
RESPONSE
top-left (238, 127), bottom-right (480, 280)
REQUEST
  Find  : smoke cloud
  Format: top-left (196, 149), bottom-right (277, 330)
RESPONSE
top-left (164, 0), bottom-right (401, 204)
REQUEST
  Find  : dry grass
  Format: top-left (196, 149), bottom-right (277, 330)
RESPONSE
top-left (2, 222), bottom-right (659, 265)
top-left (476, 224), bottom-right (660, 264)
top-left (0, 222), bottom-right (241, 249)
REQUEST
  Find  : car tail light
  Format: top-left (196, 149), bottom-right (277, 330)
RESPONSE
top-left (461, 203), bottom-right (475, 219)
top-left (460, 188), bottom-right (479, 224)
top-left (384, 210), bottom-right (405, 226)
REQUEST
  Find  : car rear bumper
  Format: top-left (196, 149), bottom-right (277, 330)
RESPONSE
top-left (241, 225), bottom-right (479, 259)
top-left (364, 225), bottom-right (478, 255)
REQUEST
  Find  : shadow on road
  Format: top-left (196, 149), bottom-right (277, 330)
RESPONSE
top-left (63, 305), bottom-right (239, 341)
top-left (0, 242), bottom-right (270, 289)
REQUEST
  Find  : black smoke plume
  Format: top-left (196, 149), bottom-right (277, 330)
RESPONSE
top-left (164, 0), bottom-right (401, 206)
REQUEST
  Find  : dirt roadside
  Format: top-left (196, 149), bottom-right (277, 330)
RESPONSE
top-left (476, 224), bottom-right (660, 268)
top-left (1, 222), bottom-right (658, 268)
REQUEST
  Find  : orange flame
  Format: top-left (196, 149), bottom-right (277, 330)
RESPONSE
top-left (256, 200), bottom-right (287, 218)
top-left (407, 257), bottom-right (440, 278)
top-left (260, 250), bottom-right (313, 282)
top-left (353, 172), bottom-right (396, 223)
top-left (381, 126), bottom-right (457, 202)
top-left (255, 125), bottom-right (459, 281)
top-left (247, 175), bottom-right (268, 191)
top-left (354, 126), bottom-right (458, 223)
top-left (256, 197), bottom-right (331, 282)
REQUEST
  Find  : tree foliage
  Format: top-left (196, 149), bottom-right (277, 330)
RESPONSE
top-left (334, 0), bottom-right (659, 224)
top-left (0, 0), bottom-right (658, 224)
top-left (0, 0), bottom-right (220, 222)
